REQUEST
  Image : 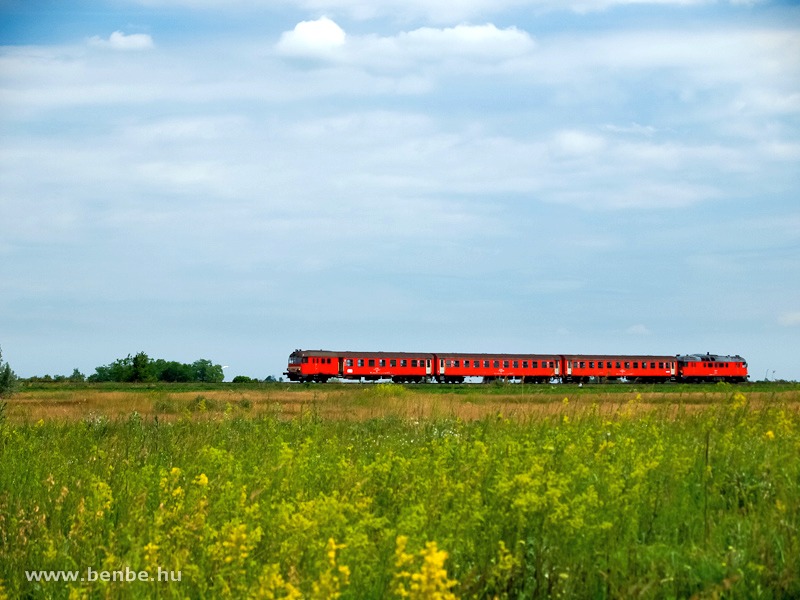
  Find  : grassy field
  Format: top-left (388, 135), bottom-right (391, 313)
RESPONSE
top-left (1, 383), bottom-right (799, 598)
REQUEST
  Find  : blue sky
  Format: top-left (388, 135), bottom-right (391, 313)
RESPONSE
top-left (1, 0), bottom-right (798, 381)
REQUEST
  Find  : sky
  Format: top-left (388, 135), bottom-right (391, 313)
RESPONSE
top-left (1, 0), bottom-right (798, 382)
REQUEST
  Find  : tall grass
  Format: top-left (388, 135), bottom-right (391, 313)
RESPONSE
top-left (0, 394), bottom-right (797, 598)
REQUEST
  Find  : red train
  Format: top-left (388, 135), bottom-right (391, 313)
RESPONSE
top-left (285, 350), bottom-right (748, 384)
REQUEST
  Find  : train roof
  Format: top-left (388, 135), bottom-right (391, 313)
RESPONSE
top-left (560, 354), bottom-right (674, 360)
top-left (677, 353), bottom-right (747, 363)
top-left (291, 349), bottom-right (434, 358)
top-left (434, 352), bottom-right (560, 359)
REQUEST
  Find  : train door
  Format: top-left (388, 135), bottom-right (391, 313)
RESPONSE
top-left (554, 359), bottom-right (560, 376)
top-left (426, 359), bottom-right (432, 376)
top-left (338, 357), bottom-right (344, 377)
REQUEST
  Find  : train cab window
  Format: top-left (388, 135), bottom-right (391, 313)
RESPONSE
top-left (390, 359), bottom-right (397, 367)
top-left (411, 360), bottom-right (418, 367)
top-left (400, 359), bottom-right (407, 367)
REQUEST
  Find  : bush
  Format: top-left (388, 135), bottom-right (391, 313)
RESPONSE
top-left (0, 346), bottom-right (17, 397)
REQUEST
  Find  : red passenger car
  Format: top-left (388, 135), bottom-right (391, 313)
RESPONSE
top-left (434, 353), bottom-right (560, 383)
top-left (561, 355), bottom-right (676, 383)
top-left (285, 349), bottom-right (434, 382)
top-left (676, 353), bottom-right (748, 382)
top-left (339, 352), bottom-right (433, 382)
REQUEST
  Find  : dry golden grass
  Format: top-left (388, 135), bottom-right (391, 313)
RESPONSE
top-left (4, 385), bottom-right (799, 423)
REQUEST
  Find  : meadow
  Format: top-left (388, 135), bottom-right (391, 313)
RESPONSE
top-left (1, 382), bottom-right (798, 598)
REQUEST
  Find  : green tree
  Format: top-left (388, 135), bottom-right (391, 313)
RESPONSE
top-left (0, 346), bottom-right (18, 397)
top-left (131, 351), bottom-right (154, 382)
top-left (192, 359), bottom-right (224, 383)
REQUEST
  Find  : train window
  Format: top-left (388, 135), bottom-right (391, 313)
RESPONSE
top-left (513, 361), bottom-right (519, 368)
top-left (484, 360), bottom-right (490, 368)
top-left (642, 362), bottom-right (647, 369)
top-left (659, 362), bottom-right (664, 369)
top-left (532, 361), bottom-right (538, 368)
top-left (494, 361), bottom-right (500, 368)
top-left (523, 361), bottom-right (528, 368)
top-left (358, 359), bottom-right (364, 367)
top-left (633, 362), bottom-right (638, 368)
top-left (474, 360), bottom-right (479, 368)
top-left (368, 359), bottom-right (375, 367)
top-left (379, 359), bottom-right (385, 367)
top-left (346, 359), bottom-right (353, 367)
top-left (579, 361), bottom-right (585, 369)
top-left (589, 361), bottom-right (594, 368)
top-left (624, 362), bottom-right (630, 369)
top-left (400, 359), bottom-right (407, 367)
top-left (454, 360), bottom-right (460, 367)
top-left (412, 360), bottom-right (418, 367)
top-left (503, 360), bottom-right (509, 368)
top-left (615, 362), bottom-right (621, 368)
top-left (650, 362), bottom-right (655, 368)
top-left (390, 359), bottom-right (397, 367)
top-left (463, 361), bottom-right (469, 369)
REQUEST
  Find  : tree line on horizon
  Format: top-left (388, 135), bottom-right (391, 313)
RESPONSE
top-left (89, 352), bottom-right (225, 383)
top-left (16, 352), bottom-right (226, 384)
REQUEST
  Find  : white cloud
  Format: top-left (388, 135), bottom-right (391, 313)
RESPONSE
top-left (398, 23), bottom-right (535, 59)
top-left (778, 312), bottom-right (800, 327)
top-left (276, 17), bottom-right (346, 59)
top-left (551, 129), bottom-right (606, 156)
top-left (626, 324), bottom-right (652, 336)
top-left (88, 31), bottom-right (154, 50)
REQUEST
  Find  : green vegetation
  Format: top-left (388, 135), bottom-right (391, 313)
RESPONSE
top-left (87, 352), bottom-right (224, 384)
top-left (0, 391), bottom-right (798, 599)
top-left (0, 347), bottom-right (17, 398)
